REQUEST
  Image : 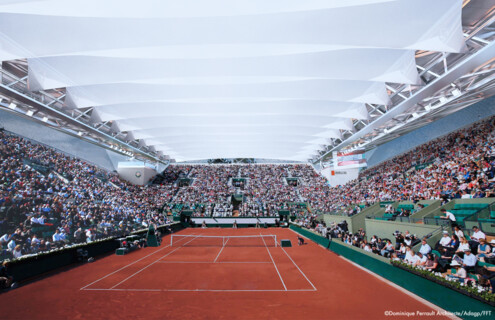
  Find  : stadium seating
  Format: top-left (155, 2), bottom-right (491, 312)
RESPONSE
top-left (0, 130), bottom-right (174, 261)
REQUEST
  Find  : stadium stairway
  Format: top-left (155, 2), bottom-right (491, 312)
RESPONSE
top-left (423, 199), bottom-right (495, 230)
top-left (373, 200), bottom-right (440, 223)
top-left (323, 202), bottom-right (382, 234)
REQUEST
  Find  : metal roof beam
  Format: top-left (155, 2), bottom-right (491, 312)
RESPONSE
top-left (0, 82), bottom-right (168, 165)
top-left (313, 39), bottom-right (495, 163)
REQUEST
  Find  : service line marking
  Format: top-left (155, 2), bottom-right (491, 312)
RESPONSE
top-left (80, 234), bottom-right (192, 290)
top-left (110, 235), bottom-right (200, 289)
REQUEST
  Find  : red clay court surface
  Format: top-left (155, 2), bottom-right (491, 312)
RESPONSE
top-left (0, 228), bottom-right (453, 319)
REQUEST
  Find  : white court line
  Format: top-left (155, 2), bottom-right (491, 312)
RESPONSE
top-left (82, 288), bottom-right (316, 292)
top-left (213, 237), bottom-right (229, 263)
top-left (84, 288), bottom-right (162, 292)
top-left (156, 261), bottom-right (272, 264)
top-left (279, 246), bottom-right (317, 291)
top-left (79, 234), bottom-right (191, 290)
top-left (110, 235), bottom-right (200, 289)
top-left (218, 261), bottom-right (271, 264)
top-left (288, 228), bottom-right (458, 320)
top-left (261, 232), bottom-right (287, 291)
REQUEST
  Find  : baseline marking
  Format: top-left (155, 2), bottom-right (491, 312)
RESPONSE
top-left (156, 261), bottom-right (271, 264)
top-left (82, 288), bottom-right (316, 292)
top-left (110, 235), bottom-right (200, 289)
top-left (79, 234), bottom-right (191, 290)
top-left (213, 237), bottom-right (229, 263)
top-left (261, 233), bottom-right (287, 291)
top-left (279, 246), bottom-right (317, 291)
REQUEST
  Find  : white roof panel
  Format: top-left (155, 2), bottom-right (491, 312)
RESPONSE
top-left (0, 0), bottom-right (465, 161)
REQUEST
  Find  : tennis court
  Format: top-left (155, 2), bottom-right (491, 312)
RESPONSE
top-left (81, 233), bottom-right (316, 292)
top-left (0, 228), bottom-right (454, 319)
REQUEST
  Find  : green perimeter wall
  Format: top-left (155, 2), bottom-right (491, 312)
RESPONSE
top-left (8, 223), bottom-right (183, 283)
top-left (289, 224), bottom-right (495, 319)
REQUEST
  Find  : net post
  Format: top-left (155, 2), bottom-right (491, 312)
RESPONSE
top-left (170, 235), bottom-right (173, 246)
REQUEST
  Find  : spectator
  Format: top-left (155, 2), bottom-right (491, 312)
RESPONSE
top-left (440, 209), bottom-right (456, 225)
top-left (363, 243), bottom-right (372, 252)
top-left (471, 226), bottom-right (486, 242)
top-left (453, 226), bottom-right (464, 240)
top-left (380, 240), bottom-right (394, 257)
top-left (437, 231), bottom-right (451, 250)
top-left (477, 238), bottom-right (491, 261)
top-left (456, 237), bottom-right (470, 254)
top-left (462, 248), bottom-right (477, 273)
top-left (469, 226), bottom-right (486, 254)
top-left (52, 229), bottom-right (63, 244)
top-left (406, 250), bottom-right (420, 265)
top-left (483, 240), bottom-right (495, 264)
top-left (12, 245), bottom-right (22, 259)
top-left (450, 260), bottom-right (467, 280)
top-left (397, 243), bottom-right (407, 259)
top-left (424, 253), bottom-right (440, 272)
top-left (0, 261), bottom-right (14, 289)
top-left (441, 234), bottom-right (459, 258)
top-left (414, 252), bottom-right (427, 267)
top-left (419, 239), bottom-right (432, 256)
top-left (0, 233), bottom-right (12, 247)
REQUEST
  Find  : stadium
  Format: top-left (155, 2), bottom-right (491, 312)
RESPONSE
top-left (0, 0), bottom-right (495, 319)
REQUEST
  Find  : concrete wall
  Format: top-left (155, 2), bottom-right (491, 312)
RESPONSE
top-left (323, 214), bottom-right (353, 232)
top-left (366, 96), bottom-right (495, 168)
top-left (323, 203), bottom-right (381, 234)
top-left (364, 219), bottom-right (440, 245)
top-left (351, 203), bottom-right (379, 232)
top-left (117, 163), bottom-right (157, 185)
top-left (320, 167), bottom-right (359, 186)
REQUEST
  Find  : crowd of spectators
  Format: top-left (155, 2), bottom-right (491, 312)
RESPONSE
top-left (302, 216), bottom-right (495, 293)
top-left (4, 115), bottom-right (495, 265)
top-left (317, 117), bottom-right (495, 213)
top-left (187, 115), bottom-right (493, 216)
top-left (0, 130), bottom-right (332, 262)
top-left (0, 131), bottom-right (172, 261)
top-left (158, 115), bottom-right (495, 218)
top-left (163, 164), bottom-right (312, 217)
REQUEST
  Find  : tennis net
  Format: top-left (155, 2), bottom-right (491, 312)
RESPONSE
top-left (170, 234), bottom-right (277, 247)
